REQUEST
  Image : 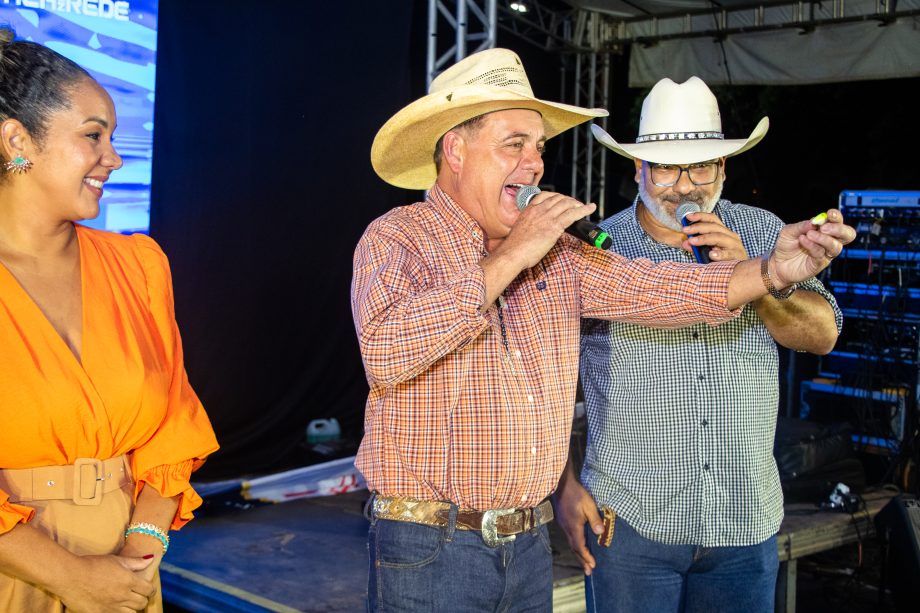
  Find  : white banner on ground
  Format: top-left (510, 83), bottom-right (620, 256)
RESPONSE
top-left (240, 456), bottom-right (366, 503)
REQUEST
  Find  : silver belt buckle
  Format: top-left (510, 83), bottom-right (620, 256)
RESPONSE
top-left (482, 508), bottom-right (517, 547)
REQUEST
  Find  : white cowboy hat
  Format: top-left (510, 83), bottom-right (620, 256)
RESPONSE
top-left (371, 48), bottom-right (607, 190)
top-left (591, 76), bottom-right (769, 165)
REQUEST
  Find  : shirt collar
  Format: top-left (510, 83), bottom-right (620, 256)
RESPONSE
top-left (429, 183), bottom-right (487, 251)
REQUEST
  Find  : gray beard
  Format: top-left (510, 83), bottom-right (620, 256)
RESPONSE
top-left (638, 176), bottom-right (723, 232)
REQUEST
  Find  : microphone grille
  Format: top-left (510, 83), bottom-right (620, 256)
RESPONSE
top-left (675, 201), bottom-right (701, 221)
top-left (516, 185), bottom-right (541, 211)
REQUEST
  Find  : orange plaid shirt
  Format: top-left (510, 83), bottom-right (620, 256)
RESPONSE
top-left (351, 184), bottom-right (740, 510)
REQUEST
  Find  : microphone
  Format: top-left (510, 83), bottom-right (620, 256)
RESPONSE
top-left (675, 201), bottom-right (710, 264)
top-left (516, 185), bottom-right (612, 250)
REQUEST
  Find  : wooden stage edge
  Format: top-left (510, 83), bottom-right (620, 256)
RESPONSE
top-left (160, 488), bottom-right (897, 613)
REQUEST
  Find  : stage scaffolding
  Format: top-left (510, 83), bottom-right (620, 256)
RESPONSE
top-left (427, 0), bottom-right (919, 217)
top-left (426, 0), bottom-right (610, 215)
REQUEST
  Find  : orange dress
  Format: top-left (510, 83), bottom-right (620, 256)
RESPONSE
top-left (0, 224), bottom-right (218, 606)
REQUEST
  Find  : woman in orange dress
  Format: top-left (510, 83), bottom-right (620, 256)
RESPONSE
top-left (0, 29), bottom-right (218, 612)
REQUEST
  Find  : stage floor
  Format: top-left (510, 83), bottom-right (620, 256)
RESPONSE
top-left (163, 492), bottom-right (369, 612)
top-left (162, 491), bottom-right (585, 612)
top-left (162, 489), bottom-right (895, 612)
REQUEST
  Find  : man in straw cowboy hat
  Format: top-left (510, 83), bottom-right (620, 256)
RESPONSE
top-left (351, 49), bottom-right (854, 611)
top-left (555, 76), bottom-right (842, 612)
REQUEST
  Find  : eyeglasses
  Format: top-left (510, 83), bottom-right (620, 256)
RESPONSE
top-left (649, 160), bottom-right (722, 187)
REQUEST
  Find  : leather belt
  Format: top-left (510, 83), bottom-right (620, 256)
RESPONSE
top-left (371, 495), bottom-right (554, 547)
top-left (0, 456), bottom-right (132, 506)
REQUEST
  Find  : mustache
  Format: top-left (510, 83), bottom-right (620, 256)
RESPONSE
top-left (662, 192), bottom-right (707, 205)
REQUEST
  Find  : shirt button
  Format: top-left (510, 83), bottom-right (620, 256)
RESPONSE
top-left (703, 463), bottom-right (710, 471)
top-left (527, 394), bottom-right (534, 403)
top-left (515, 350), bottom-right (522, 358)
top-left (521, 494), bottom-right (528, 502)
top-left (531, 446), bottom-right (537, 455)
top-left (701, 419), bottom-right (708, 427)
top-left (693, 332), bottom-right (700, 339)
top-left (697, 375), bottom-right (705, 381)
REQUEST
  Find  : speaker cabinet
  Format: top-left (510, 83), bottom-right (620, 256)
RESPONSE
top-left (875, 494), bottom-right (920, 610)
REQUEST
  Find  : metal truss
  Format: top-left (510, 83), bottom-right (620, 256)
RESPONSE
top-left (569, 51), bottom-right (610, 215)
top-left (588, 0), bottom-right (920, 49)
top-left (494, 1), bottom-right (583, 52)
top-left (427, 1), bottom-right (613, 213)
top-left (428, 0), bottom-right (920, 214)
top-left (427, 0), bottom-right (498, 88)
top-left (492, 4), bottom-right (612, 212)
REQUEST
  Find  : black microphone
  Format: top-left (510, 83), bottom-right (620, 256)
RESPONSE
top-left (675, 201), bottom-right (710, 264)
top-left (516, 185), bottom-right (612, 250)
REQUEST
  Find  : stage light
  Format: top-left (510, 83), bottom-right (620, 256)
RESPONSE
top-left (510, 2), bottom-right (529, 13)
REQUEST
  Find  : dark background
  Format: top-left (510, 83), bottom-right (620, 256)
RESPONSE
top-left (150, 0), bottom-right (919, 479)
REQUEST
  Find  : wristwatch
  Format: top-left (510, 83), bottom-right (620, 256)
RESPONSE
top-left (761, 252), bottom-right (797, 300)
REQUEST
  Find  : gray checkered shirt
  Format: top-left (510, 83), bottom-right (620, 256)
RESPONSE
top-left (580, 198), bottom-right (842, 546)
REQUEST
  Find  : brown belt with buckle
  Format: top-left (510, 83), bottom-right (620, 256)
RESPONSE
top-left (371, 495), bottom-right (554, 547)
top-left (0, 456), bottom-right (132, 506)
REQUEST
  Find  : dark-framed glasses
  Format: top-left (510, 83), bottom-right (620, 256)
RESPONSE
top-left (649, 160), bottom-right (722, 187)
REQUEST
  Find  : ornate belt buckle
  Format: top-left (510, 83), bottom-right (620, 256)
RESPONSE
top-left (482, 508), bottom-right (517, 547)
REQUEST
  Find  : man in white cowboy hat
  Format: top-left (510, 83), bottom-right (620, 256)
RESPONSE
top-left (554, 76), bottom-right (843, 612)
top-left (352, 49), bottom-right (853, 611)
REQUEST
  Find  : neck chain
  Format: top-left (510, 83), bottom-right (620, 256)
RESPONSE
top-left (483, 239), bottom-right (516, 374)
top-left (496, 293), bottom-right (516, 374)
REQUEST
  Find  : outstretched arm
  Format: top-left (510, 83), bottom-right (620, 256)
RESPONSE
top-left (680, 208), bottom-right (841, 354)
top-left (726, 208), bottom-right (854, 310)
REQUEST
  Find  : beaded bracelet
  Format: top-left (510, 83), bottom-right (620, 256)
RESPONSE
top-left (124, 522), bottom-right (170, 554)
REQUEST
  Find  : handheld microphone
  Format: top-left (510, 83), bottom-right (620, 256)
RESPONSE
top-left (675, 201), bottom-right (711, 264)
top-left (516, 185), bottom-right (612, 250)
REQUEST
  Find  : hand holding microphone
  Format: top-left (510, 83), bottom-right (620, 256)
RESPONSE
top-left (516, 185), bottom-right (612, 250)
top-left (675, 202), bottom-right (747, 263)
top-left (675, 202), bottom-right (711, 263)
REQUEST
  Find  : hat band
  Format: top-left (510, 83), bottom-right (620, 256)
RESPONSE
top-left (635, 131), bottom-right (724, 143)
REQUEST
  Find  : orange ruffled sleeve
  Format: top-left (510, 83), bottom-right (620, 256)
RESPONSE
top-left (0, 495), bottom-right (34, 536)
top-left (135, 461), bottom-right (204, 529)
top-left (129, 234), bottom-right (219, 530)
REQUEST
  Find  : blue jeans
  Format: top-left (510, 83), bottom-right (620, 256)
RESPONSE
top-left (585, 516), bottom-right (778, 613)
top-left (366, 512), bottom-right (553, 612)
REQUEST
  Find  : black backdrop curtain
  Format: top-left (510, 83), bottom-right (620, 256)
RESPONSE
top-left (151, 1), bottom-right (421, 478)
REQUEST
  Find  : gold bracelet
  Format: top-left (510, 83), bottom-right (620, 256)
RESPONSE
top-left (760, 252), bottom-right (796, 300)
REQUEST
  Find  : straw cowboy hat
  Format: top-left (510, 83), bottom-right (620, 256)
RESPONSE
top-left (371, 48), bottom-right (607, 190)
top-left (591, 76), bottom-right (769, 165)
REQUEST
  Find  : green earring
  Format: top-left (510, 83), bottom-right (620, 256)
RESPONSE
top-left (4, 154), bottom-right (33, 174)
